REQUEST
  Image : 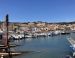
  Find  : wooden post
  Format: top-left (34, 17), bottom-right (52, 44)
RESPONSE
top-left (2, 14), bottom-right (12, 58)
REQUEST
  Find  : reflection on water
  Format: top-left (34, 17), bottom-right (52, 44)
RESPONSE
top-left (12, 33), bottom-right (75, 58)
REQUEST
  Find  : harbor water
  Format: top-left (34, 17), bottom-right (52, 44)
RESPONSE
top-left (12, 33), bottom-right (75, 58)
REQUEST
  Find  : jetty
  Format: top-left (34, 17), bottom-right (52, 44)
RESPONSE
top-left (67, 38), bottom-right (75, 46)
top-left (67, 37), bottom-right (75, 56)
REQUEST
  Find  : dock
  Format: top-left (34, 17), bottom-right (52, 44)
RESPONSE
top-left (67, 37), bottom-right (75, 56)
top-left (0, 52), bottom-right (21, 56)
top-left (67, 38), bottom-right (75, 46)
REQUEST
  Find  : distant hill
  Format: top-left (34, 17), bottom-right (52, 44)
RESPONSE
top-left (51, 21), bottom-right (75, 25)
top-left (1, 21), bottom-right (75, 25)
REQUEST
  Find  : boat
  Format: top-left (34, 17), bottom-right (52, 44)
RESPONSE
top-left (65, 55), bottom-right (72, 58)
top-left (61, 31), bottom-right (70, 35)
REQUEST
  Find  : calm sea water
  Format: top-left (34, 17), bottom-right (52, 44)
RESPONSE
top-left (12, 33), bottom-right (75, 58)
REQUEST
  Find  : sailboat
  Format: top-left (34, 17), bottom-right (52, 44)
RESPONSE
top-left (0, 14), bottom-right (21, 57)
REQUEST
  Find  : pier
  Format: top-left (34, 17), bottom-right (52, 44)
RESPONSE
top-left (67, 38), bottom-right (75, 56)
top-left (67, 38), bottom-right (75, 46)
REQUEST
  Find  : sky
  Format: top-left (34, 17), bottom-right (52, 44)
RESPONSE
top-left (0, 0), bottom-right (75, 22)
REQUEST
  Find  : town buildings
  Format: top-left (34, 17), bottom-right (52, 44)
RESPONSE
top-left (0, 21), bottom-right (75, 33)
